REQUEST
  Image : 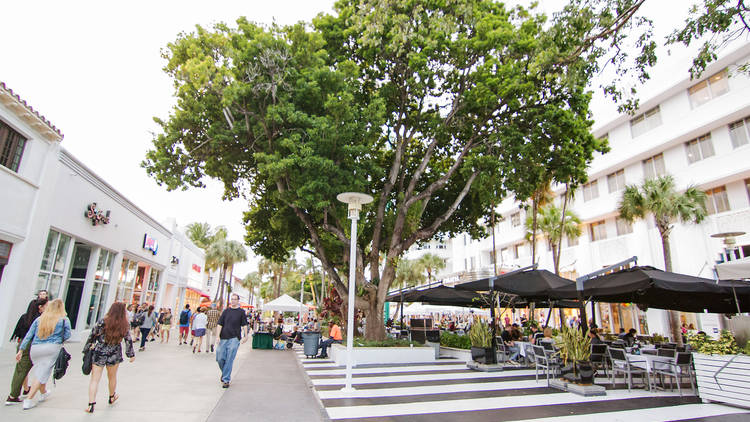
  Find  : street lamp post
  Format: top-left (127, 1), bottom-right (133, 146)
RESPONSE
top-left (337, 192), bottom-right (373, 393)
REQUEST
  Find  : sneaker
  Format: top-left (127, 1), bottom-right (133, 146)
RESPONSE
top-left (222, 382), bottom-right (230, 388)
top-left (5, 396), bottom-right (22, 405)
top-left (38, 392), bottom-right (50, 402)
top-left (190, 339), bottom-right (194, 346)
top-left (150, 339), bottom-right (155, 342)
top-left (23, 399), bottom-right (36, 410)
top-left (210, 345), bottom-right (214, 353)
top-left (139, 347), bottom-right (145, 352)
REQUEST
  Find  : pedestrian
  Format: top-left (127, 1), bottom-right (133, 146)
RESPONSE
top-left (160, 308), bottom-right (172, 343)
top-left (5, 297), bottom-right (48, 405)
top-left (316, 321), bottom-right (342, 359)
top-left (178, 304), bottom-right (191, 345)
top-left (16, 298), bottom-right (71, 410)
top-left (131, 304), bottom-right (144, 342)
top-left (216, 293), bottom-right (249, 388)
top-left (192, 307), bottom-right (208, 353)
top-left (205, 303), bottom-right (220, 353)
top-left (138, 305), bottom-right (158, 351)
top-left (83, 302), bottom-right (135, 413)
top-left (36, 290), bottom-right (48, 300)
top-left (147, 307), bottom-right (160, 342)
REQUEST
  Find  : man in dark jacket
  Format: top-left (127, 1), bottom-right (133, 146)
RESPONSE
top-left (5, 298), bottom-right (47, 405)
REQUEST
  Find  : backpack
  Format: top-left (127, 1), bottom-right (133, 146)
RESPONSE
top-left (134, 313), bottom-right (145, 327)
top-left (53, 347), bottom-right (71, 381)
top-left (179, 310), bottom-right (190, 325)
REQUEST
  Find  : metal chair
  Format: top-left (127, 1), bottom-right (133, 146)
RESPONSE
top-left (524, 343), bottom-right (536, 367)
top-left (532, 344), bottom-right (558, 386)
top-left (657, 348), bottom-right (676, 358)
top-left (608, 347), bottom-right (651, 392)
top-left (590, 343), bottom-right (609, 378)
top-left (652, 352), bottom-right (695, 396)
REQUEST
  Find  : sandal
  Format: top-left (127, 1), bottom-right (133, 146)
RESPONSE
top-left (85, 402), bottom-right (96, 413)
top-left (108, 393), bottom-right (119, 404)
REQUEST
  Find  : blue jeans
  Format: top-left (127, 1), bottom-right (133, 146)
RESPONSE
top-left (507, 344), bottom-right (520, 361)
top-left (216, 338), bottom-right (240, 383)
top-left (318, 338), bottom-right (341, 357)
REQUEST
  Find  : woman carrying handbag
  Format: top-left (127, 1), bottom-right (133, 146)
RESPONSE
top-left (83, 302), bottom-right (135, 413)
top-left (16, 299), bottom-right (71, 410)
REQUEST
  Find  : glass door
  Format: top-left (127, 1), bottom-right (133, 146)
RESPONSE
top-left (86, 249), bottom-right (114, 328)
top-left (64, 243), bottom-right (91, 329)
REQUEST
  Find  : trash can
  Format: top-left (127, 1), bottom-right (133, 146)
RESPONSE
top-left (302, 331), bottom-right (321, 358)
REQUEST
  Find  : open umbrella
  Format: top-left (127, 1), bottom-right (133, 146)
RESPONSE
top-left (386, 285), bottom-right (491, 307)
top-left (547, 266), bottom-right (750, 313)
top-left (455, 268), bottom-right (576, 300)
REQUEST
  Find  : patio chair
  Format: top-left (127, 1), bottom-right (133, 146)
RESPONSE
top-left (608, 347), bottom-right (651, 392)
top-left (532, 344), bottom-right (559, 386)
top-left (652, 352), bottom-right (695, 396)
top-left (590, 344), bottom-right (608, 379)
top-left (657, 348), bottom-right (676, 358)
top-left (524, 343), bottom-right (536, 367)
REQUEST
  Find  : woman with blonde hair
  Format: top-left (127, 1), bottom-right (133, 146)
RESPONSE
top-left (83, 302), bottom-right (135, 413)
top-left (16, 298), bottom-right (71, 410)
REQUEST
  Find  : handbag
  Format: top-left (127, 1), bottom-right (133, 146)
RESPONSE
top-left (82, 347), bottom-right (94, 375)
top-left (53, 347), bottom-right (71, 381)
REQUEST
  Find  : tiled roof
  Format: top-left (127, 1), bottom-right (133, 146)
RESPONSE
top-left (0, 81), bottom-right (64, 141)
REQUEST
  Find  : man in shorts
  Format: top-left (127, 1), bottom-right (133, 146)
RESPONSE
top-left (178, 304), bottom-right (191, 345)
top-left (216, 293), bottom-right (249, 388)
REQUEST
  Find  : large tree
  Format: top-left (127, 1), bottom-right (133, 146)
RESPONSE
top-left (618, 174), bottom-right (707, 343)
top-left (143, 1), bottom-right (656, 340)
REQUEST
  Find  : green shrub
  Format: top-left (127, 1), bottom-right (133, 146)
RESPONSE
top-left (688, 330), bottom-right (740, 355)
top-left (469, 320), bottom-right (492, 348)
top-left (440, 331), bottom-right (471, 349)
top-left (555, 326), bottom-right (591, 364)
top-left (353, 338), bottom-right (419, 347)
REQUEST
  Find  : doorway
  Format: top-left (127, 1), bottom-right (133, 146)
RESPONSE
top-left (65, 243), bottom-right (91, 329)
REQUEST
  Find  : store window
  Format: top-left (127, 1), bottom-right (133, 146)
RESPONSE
top-left (642, 153), bottom-right (666, 180)
top-left (705, 186), bottom-right (730, 215)
top-left (630, 106), bottom-right (662, 138)
top-left (0, 119), bottom-right (27, 172)
top-left (589, 220), bottom-right (607, 242)
top-left (688, 69), bottom-right (729, 108)
top-left (510, 212), bottom-right (520, 227)
top-left (685, 134), bottom-right (714, 164)
top-left (583, 180), bottom-right (599, 201)
top-left (143, 269), bottom-right (161, 305)
top-left (729, 117), bottom-right (750, 148)
top-left (115, 259), bottom-right (138, 302)
top-left (37, 230), bottom-right (72, 298)
top-left (86, 249), bottom-right (115, 328)
top-left (607, 170), bottom-right (625, 193)
top-left (615, 217), bottom-right (633, 236)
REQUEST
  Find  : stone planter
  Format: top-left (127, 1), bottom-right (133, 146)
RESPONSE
top-left (693, 352), bottom-right (750, 408)
top-left (330, 343), bottom-right (435, 367)
top-left (471, 346), bottom-right (496, 364)
top-left (440, 346), bottom-right (473, 362)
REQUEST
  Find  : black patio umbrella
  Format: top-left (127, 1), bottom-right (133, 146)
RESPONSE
top-left (455, 268), bottom-right (576, 301)
top-left (386, 285), bottom-right (492, 308)
top-left (547, 265), bottom-right (750, 313)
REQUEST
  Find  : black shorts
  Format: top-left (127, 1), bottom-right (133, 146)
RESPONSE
top-left (130, 322), bottom-right (139, 329)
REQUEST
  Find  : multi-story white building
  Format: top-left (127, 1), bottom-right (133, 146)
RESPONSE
top-left (446, 43), bottom-right (750, 339)
top-left (0, 82), bottom-right (207, 346)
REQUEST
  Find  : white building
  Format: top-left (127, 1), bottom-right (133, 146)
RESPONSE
top-left (0, 82), bottom-right (205, 345)
top-left (446, 43), bottom-right (750, 339)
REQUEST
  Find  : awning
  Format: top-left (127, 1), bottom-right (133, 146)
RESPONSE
top-left (186, 286), bottom-right (210, 298)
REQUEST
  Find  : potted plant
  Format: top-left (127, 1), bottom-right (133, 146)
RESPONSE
top-left (469, 320), bottom-right (495, 364)
top-left (689, 330), bottom-right (750, 408)
top-left (556, 326), bottom-right (594, 384)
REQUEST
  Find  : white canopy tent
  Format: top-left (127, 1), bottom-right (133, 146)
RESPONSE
top-left (262, 294), bottom-right (306, 313)
top-left (716, 259), bottom-right (750, 280)
top-left (396, 303), bottom-right (489, 317)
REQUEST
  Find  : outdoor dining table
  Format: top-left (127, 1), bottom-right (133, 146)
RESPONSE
top-left (252, 332), bottom-right (274, 349)
top-left (626, 353), bottom-right (673, 372)
top-left (516, 341), bottom-right (531, 357)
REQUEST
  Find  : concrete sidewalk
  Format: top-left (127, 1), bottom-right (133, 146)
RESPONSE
top-left (0, 332), bottom-right (325, 421)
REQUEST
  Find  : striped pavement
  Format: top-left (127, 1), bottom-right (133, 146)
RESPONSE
top-left (294, 349), bottom-right (750, 421)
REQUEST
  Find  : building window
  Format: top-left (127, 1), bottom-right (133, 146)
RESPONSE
top-left (589, 220), bottom-right (607, 242)
top-left (513, 244), bottom-right (521, 259)
top-left (607, 170), bottom-right (625, 193)
top-left (36, 230), bottom-right (72, 298)
top-left (630, 106), bottom-right (662, 138)
top-left (464, 258), bottom-right (468, 270)
top-left (729, 117), bottom-right (750, 148)
top-left (470, 256), bottom-right (476, 270)
top-left (511, 212), bottom-right (521, 227)
top-left (500, 247), bottom-right (509, 262)
top-left (685, 134), bottom-right (715, 164)
top-left (615, 217), bottom-right (633, 236)
top-left (642, 153), bottom-right (666, 180)
top-left (567, 235), bottom-right (579, 247)
top-left (705, 186), bottom-right (730, 215)
top-left (688, 69), bottom-right (729, 108)
top-left (583, 180), bottom-right (599, 201)
top-left (86, 249), bottom-right (115, 328)
top-left (116, 259), bottom-right (138, 302)
top-left (143, 269), bottom-right (161, 305)
top-left (746, 179), bottom-right (750, 202)
top-left (0, 119), bottom-right (28, 172)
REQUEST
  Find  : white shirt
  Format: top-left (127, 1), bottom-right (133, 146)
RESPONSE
top-left (193, 313), bottom-right (208, 330)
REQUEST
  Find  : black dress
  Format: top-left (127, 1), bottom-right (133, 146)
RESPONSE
top-left (84, 320), bottom-right (135, 366)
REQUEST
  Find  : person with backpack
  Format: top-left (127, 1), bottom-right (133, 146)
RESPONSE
top-left (5, 297), bottom-right (48, 405)
top-left (178, 304), bottom-right (191, 345)
top-left (16, 299), bottom-right (71, 410)
top-left (83, 302), bottom-right (135, 413)
top-left (131, 304), bottom-right (145, 342)
top-left (138, 306), bottom-right (158, 351)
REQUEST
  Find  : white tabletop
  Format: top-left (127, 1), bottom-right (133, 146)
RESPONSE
top-left (626, 353), bottom-right (673, 372)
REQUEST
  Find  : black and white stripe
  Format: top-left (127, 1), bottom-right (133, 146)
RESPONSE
top-left (295, 349), bottom-right (749, 421)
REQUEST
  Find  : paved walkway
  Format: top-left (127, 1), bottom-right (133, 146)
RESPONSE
top-left (0, 332), bottom-right (326, 421)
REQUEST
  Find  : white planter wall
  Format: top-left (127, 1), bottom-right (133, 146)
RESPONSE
top-left (439, 346), bottom-right (473, 362)
top-left (330, 344), bottom-right (435, 367)
top-left (694, 353), bottom-right (750, 408)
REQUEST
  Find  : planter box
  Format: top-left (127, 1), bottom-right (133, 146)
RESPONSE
top-left (440, 346), bottom-right (473, 362)
top-left (330, 343), bottom-right (435, 367)
top-left (693, 353), bottom-right (750, 408)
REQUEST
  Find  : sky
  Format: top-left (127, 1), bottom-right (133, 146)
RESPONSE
top-left (1, 1), bottom-right (704, 276)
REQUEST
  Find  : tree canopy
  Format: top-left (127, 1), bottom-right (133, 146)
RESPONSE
top-left (143, 0), bottom-right (659, 339)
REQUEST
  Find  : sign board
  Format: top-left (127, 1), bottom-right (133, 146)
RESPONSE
top-left (192, 264), bottom-right (202, 273)
top-left (143, 233), bottom-right (158, 255)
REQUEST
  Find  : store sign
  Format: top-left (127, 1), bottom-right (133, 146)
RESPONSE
top-left (84, 203), bottom-right (111, 226)
top-left (143, 233), bottom-right (158, 255)
top-left (192, 263), bottom-right (202, 273)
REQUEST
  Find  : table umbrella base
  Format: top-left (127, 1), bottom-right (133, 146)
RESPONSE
top-left (466, 361), bottom-right (503, 372)
top-left (550, 378), bottom-right (606, 396)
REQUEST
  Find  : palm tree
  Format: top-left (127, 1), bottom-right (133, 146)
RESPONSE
top-left (524, 204), bottom-right (581, 274)
top-left (618, 174), bottom-right (707, 343)
top-left (394, 258), bottom-right (426, 290)
top-left (258, 257), bottom-right (299, 299)
top-left (528, 181), bottom-right (555, 265)
top-left (186, 222), bottom-right (227, 249)
top-left (241, 272), bottom-right (262, 307)
top-left (206, 239), bottom-right (247, 304)
top-left (417, 253), bottom-right (446, 283)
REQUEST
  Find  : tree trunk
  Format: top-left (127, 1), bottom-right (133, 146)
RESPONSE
top-left (214, 264), bottom-right (227, 303)
top-left (555, 184), bottom-right (570, 275)
top-left (659, 227), bottom-right (682, 345)
top-left (226, 264), bottom-right (235, 307)
top-left (531, 197), bottom-right (538, 265)
top-left (364, 296), bottom-right (386, 340)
